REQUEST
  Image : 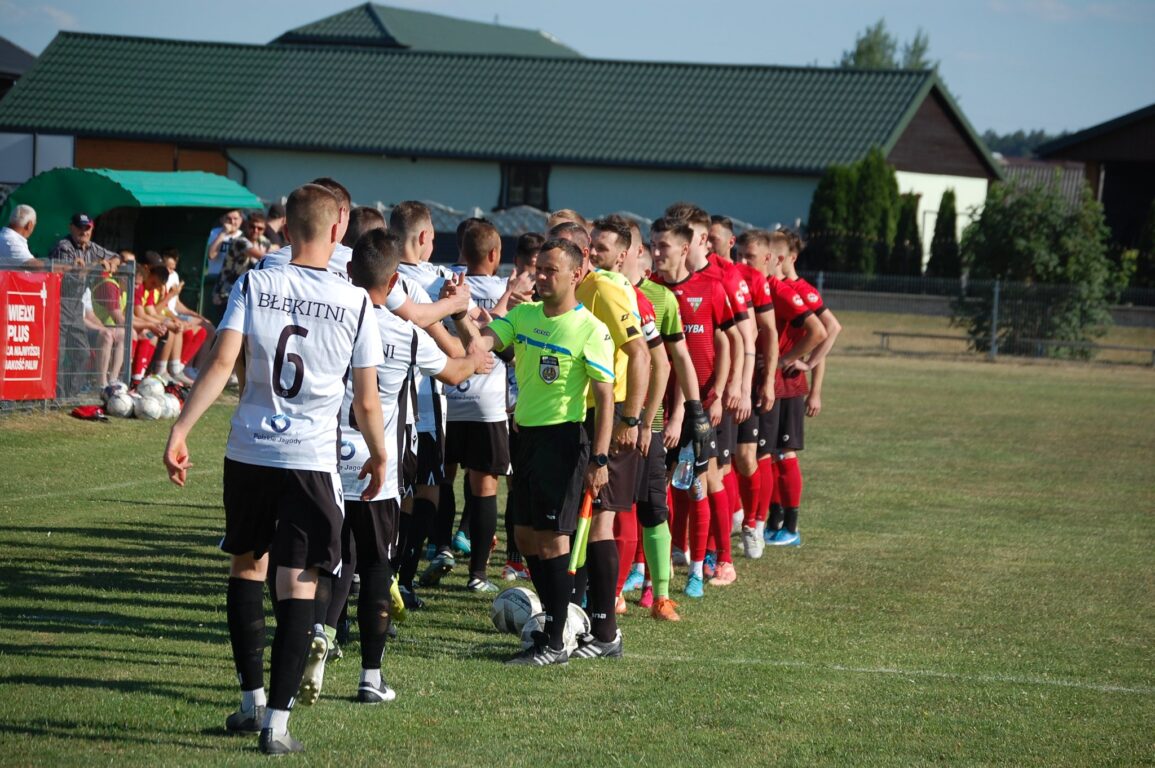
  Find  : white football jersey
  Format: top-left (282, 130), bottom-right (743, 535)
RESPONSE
top-left (391, 273), bottom-right (445, 436)
top-left (221, 264), bottom-right (383, 471)
top-left (338, 306), bottom-right (448, 502)
top-left (259, 243), bottom-right (353, 283)
top-left (437, 274), bottom-right (508, 422)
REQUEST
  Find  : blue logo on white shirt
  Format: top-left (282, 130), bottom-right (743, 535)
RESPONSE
top-left (270, 414), bottom-right (292, 433)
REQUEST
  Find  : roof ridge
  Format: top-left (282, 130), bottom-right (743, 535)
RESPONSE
top-left (45, 31), bottom-right (944, 75)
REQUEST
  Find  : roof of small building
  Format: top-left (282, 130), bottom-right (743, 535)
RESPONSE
top-left (1037, 102), bottom-right (1155, 162)
top-left (0, 31), bottom-right (998, 177)
top-left (273, 3), bottom-right (580, 58)
top-left (0, 35), bottom-right (36, 79)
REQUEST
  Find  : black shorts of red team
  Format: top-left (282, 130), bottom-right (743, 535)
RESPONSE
top-left (716, 411), bottom-right (737, 465)
top-left (344, 498), bottom-right (400, 567)
top-left (583, 405), bottom-right (641, 513)
top-left (508, 421), bottom-right (589, 534)
top-left (736, 411), bottom-right (760, 445)
top-left (221, 457), bottom-right (344, 574)
top-left (632, 434), bottom-right (670, 527)
top-left (444, 420), bottom-right (511, 477)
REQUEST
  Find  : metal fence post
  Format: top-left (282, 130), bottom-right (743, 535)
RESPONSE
top-left (817, 271), bottom-right (824, 293)
top-left (122, 261), bottom-right (136, 384)
top-left (990, 279), bottom-right (1000, 361)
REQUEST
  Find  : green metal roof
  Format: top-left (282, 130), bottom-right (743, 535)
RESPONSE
top-left (0, 32), bottom-right (996, 176)
top-left (273, 3), bottom-right (580, 58)
top-left (0, 168), bottom-right (261, 256)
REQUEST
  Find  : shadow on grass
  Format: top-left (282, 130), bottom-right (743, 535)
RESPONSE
top-left (0, 673), bottom-right (221, 703)
top-left (0, 720), bottom-right (239, 751)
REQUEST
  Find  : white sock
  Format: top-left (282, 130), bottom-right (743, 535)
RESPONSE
top-left (360, 668), bottom-right (382, 688)
top-left (241, 687), bottom-right (266, 711)
top-left (263, 707), bottom-right (290, 735)
top-left (169, 362), bottom-right (184, 375)
top-left (754, 520), bottom-right (766, 537)
top-left (691, 561), bottom-right (704, 579)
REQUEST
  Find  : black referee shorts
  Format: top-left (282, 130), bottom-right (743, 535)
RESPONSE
top-left (509, 421), bottom-right (590, 534)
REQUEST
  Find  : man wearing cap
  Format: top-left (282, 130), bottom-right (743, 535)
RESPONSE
top-left (0, 205), bottom-right (42, 267)
top-left (48, 213), bottom-right (117, 397)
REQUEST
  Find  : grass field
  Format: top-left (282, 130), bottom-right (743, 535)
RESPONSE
top-left (1, 353), bottom-right (1153, 766)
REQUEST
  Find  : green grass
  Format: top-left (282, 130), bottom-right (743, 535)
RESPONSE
top-left (1, 354), bottom-right (1153, 766)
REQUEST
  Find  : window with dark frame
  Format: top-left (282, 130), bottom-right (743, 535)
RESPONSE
top-left (498, 162), bottom-right (550, 210)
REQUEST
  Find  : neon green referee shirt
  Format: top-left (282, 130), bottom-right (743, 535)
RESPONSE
top-left (490, 301), bottom-right (615, 427)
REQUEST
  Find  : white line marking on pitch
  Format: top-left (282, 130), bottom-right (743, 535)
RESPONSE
top-left (627, 652), bottom-right (1155, 695)
top-left (0, 469), bottom-right (212, 503)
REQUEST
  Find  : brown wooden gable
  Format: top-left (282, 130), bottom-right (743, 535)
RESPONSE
top-left (1042, 115), bottom-right (1155, 163)
top-left (887, 89), bottom-right (996, 180)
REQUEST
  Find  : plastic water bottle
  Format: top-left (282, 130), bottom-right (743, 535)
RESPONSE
top-left (671, 444), bottom-right (695, 490)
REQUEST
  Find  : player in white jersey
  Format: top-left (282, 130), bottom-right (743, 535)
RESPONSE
top-left (163, 184), bottom-right (387, 756)
top-left (332, 229), bottom-right (490, 703)
top-left (439, 220), bottom-right (513, 592)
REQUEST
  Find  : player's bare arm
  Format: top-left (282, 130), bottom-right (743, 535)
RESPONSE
top-left (586, 379), bottom-right (614, 497)
top-left (613, 335), bottom-right (650, 453)
top-left (163, 328), bottom-right (243, 486)
top-left (756, 309), bottom-right (778, 410)
top-left (710, 326), bottom-right (731, 427)
top-left (722, 322), bottom-right (744, 414)
top-left (350, 364), bottom-right (387, 501)
top-left (781, 313), bottom-right (827, 371)
top-left (638, 339), bottom-right (670, 457)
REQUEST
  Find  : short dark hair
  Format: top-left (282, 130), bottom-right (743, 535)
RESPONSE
top-left (267, 202), bottom-right (286, 220)
top-left (311, 177), bottom-right (351, 209)
top-left (343, 206), bottom-right (386, 248)
top-left (777, 226), bottom-right (804, 254)
top-left (246, 211), bottom-right (266, 227)
top-left (591, 214), bottom-right (633, 250)
top-left (710, 214), bottom-right (734, 232)
top-left (539, 238), bottom-right (583, 271)
top-left (389, 201), bottom-right (431, 238)
top-left (286, 183), bottom-right (340, 243)
top-left (664, 202), bottom-right (710, 229)
top-left (456, 216), bottom-right (492, 243)
top-left (515, 232), bottom-right (544, 264)
top-left (736, 229), bottom-right (773, 249)
top-left (349, 229), bottom-right (403, 290)
top-left (548, 220), bottom-right (590, 251)
top-left (140, 250), bottom-right (164, 268)
top-left (649, 216), bottom-right (693, 242)
top-left (462, 220), bottom-right (501, 267)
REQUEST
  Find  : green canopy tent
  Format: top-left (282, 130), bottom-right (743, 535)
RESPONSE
top-left (0, 168), bottom-right (263, 315)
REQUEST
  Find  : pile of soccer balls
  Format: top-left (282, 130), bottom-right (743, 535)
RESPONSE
top-left (101, 376), bottom-right (186, 420)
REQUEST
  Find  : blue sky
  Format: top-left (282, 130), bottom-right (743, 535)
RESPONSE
top-left (2, 0), bottom-right (1152, 135)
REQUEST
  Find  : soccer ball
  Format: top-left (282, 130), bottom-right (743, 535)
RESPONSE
top-left (567, 602), bottom-right (591, 638)
top-left (134, 395), bottom-right (165, 421)
top-left (105, 392), bottom-right (134, 418)
top-left (136, 375), bottom-right (165, 399)
top-left (161, 393), bottom-right (182, 419)
top-left (101, 381), bottom-right (128, 403)
top-left (490, 587), bottom-right (542, 635)
top-left (520, 609), bottom-right (582, 653)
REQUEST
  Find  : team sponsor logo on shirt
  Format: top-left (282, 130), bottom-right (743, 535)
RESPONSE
top-left (456, 380), bottom-right (472, 393)
top-left (340, 440), bottom-right (356, 460)
top-left (539, 354), bottom-right (560, 384)
top-left (688, 297), bottom-right (704, 311)
top-left (270, 414), bottom-right (292, 433)
top-left (807, 292), bottom-right (819, 303)
top-left (685, 323), bottom-right (706, 334)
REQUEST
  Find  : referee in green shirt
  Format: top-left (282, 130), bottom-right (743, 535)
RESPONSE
top-left (454, 238), bottom-right (615, 666)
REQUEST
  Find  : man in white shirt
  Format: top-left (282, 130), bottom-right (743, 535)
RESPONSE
top-left (0, 205), bottom-right (40, 266)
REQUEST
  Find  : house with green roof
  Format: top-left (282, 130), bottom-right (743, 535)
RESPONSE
top-left (0, 4), bottom-right (998, 260)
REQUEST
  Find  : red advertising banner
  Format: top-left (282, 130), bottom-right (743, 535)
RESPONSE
top-left (1, 270), bottom-right (62, 400)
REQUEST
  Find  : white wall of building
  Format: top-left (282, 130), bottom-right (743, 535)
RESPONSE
top-left (226, 148), bottom-right (501, 211)
top-left (896, 171), bottom-right (989, 263)
top-left (549, 164), bottom-right (819, 228)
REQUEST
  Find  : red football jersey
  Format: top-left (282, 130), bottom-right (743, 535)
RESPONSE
top-left (702, 254), bottom-right (750, 321)
top-left (767, 275), bottom-right (812, 399)
top-left (654, 270), bottom-right (735, 407)
top-left (785, 276), bottom-right (825, 314)
top-left (734, 262), bottom-right (772, 314)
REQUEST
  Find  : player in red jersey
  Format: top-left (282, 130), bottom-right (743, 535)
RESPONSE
top-left (777, 228), bottom-right (842, 419)
top-left (663, 204), bottom-right (748, 585)
top-left (762, 230), bottom-right (827, 546)
top-left (650, 216), bottom-right (735, 598)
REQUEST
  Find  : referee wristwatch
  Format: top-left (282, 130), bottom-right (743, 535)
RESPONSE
top-left (619, 415), bottom-right (641, 427)
top-left (590, 453), bottom-right (609, 467)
